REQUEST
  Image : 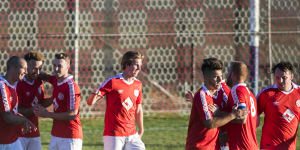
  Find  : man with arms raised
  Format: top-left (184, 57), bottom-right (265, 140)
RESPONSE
top-left (257, 62), bottom-right (300, 150)
top-left (185, 58), bottom-right (247, 150)
top-left (0, 56), bottom-right (36, 150)
top-left (34, 53), bottom-right (82, 150)
top-left (225, 61), bottom-right (258, 150)
top-left (17, 51), bottom-right (52, 150)
top-left (87, 51), bottom-right (145, 150)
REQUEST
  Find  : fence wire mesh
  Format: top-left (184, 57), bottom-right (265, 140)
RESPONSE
top-left (0, 0), bottom-right (299, 117)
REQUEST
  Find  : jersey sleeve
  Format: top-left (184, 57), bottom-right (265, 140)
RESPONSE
top-left (67, 82), bottom-right (81, 111)
top-left (136, 84), bottom-right (142, 104)
top-left (194, 91), bottom-right (212, 120)
top-left (0, 83), bottom-right (10, 112)
top-left (231, 86), bottom-right (248, 105)
top-left (96, 79), bottom-right (113, 97)
top-left (256, 90), bottom-right (267, 115)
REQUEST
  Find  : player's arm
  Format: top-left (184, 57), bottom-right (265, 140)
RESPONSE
top-left (18, 106), bottom-right (34, 117)
top-left (39, 97), bottom-right (53, 108)
top-left (33, 105), bottom-right (78, 120)
top-left (38, 72), bottom-right (52, 81)
top-left (184, 91), bottom-right (194, 103)
top-left (1, 112), bottom-right (36, 134)
top-left (202, 108), bottom-right (247, 129)
top-left (135, 104), bottom-right (144, 138)
top-left (87, 91), bottom-right (103, 106)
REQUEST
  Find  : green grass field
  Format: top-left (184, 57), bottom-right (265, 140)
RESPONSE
top-left (39, 114), bottom-right (300, 150)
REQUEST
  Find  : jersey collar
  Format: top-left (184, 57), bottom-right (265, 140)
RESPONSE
top-left (203, 84), bottom-right (219, 99)
top-left (0, 75), bottom-right (17, 89)
top-left (118, 73), bottom-right (135, 85)
top-left (23, 76), bottom-right (35, 85)
top-left (57, 75), bottom-right (73, 86)
top-left (275, 82), bottom-right (297, 95)
top-left (232, 83), bottom-right (247, 90)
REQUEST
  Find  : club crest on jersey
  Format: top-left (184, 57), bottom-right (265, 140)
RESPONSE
top-left (26, 92), bottom-right (30, 96)
top-left (38, 87), bottom-right (42, 94)
top-left (282, 109), bottom-right (295, 123)
top-left (122, 97), bottom-right (133, 111)
top-left (134, 90), bottom-right (139, 97)
top-left (58, 93), bottom-right (64, 100)
top-left (296, 100), bottom-right (300, 107)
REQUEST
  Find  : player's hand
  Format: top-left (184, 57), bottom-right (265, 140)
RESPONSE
top-left (22, 119), bottom-right (37, 134)
top-left (184, 91), bottom-right (194, 103)
top-left (208, 104), bottom-right (219, 115)
top-left (33, 104), bottom-right (49, 117)
top-left (232, 108), bottom-right (249, 120)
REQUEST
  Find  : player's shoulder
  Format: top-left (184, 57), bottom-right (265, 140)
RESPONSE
top-left (257, 84), bottom-right (277, 97)
top-left (231, 83), bottom-right (247, 92)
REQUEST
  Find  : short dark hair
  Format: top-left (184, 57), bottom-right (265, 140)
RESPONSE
top-left (121, 51), bottom-right (144, 70)
top-left (24, 51), bottom-right (44, 62)
top-left (6, 56), bottom-right (23, 71)
top-left (55, 53), bottom-right (70, 65)
top-left (201, 57), bottom-right (223, 74)
top-left (272, 62), bottom-right (293, 73)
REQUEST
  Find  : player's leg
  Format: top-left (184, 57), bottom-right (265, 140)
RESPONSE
top-left (103, 136), bottom-right (126, 150)
top-left (49, 136), bottom-right (59, 150)
top-left (19, 137), bottom-right (29, 150)
top-left (124, 133), bottom-right (145, 150)
top-left (27, 137), bottom-right (42, 150)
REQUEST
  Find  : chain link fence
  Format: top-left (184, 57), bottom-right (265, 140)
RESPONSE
top-left (0, 0), bottom-right (299, 117)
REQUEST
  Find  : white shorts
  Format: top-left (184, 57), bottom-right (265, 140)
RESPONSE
top-left (0, 139), bottom-right (23, 150)
top-left (19, 137), bottom-right (42, 150)
top-left (103, 133), bottom-right (145, 150)
top-left (49, 136), bottom-right (82, 150)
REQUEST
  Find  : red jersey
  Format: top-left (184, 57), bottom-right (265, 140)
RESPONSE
top-left (226, 83), bottom-right (258, 150)
top-left (257, 83), bottom-right (300, 150)
top-left (97, 73), bottom-right (142, 136)
top-left (48, 75), bottom-right (82, 139)
top-left (16, 77), bottom-right (45, 138)
top-left (0, 76), bottom-right (19, 144)
top-left (186, 82), bottom-right (230, 150)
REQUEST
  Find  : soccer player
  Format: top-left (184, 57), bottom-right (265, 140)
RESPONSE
top-left (257, 62), bottom-right (300, 150)
top-left (225, 61), bottom-right (258, 150)
top-left (87, 51), bottom-right (145, 150)
top-left (185, 58), bottom-right (248, 150)
top-left (34, 53), bottom-right (82, 150)
top-left (0, 56), bottom-right (36, 150)
top-left (17, 51), bottom-right (52, 150)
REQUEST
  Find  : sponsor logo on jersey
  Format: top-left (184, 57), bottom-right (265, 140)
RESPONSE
top-left (134, 90), bottom-right (139, 97)
top-left (58, 92), bottom-right (64, 100)
top-left (296, 100), bottom-right (300, 107)
top-left (273, 101), bottom-right (279, 106)
top-left (122, 97), bottom-right (133, 111)
top-left (26, 92), bottom-right (30, 96)
top-left (282, 109), bottom-right (295, 123)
